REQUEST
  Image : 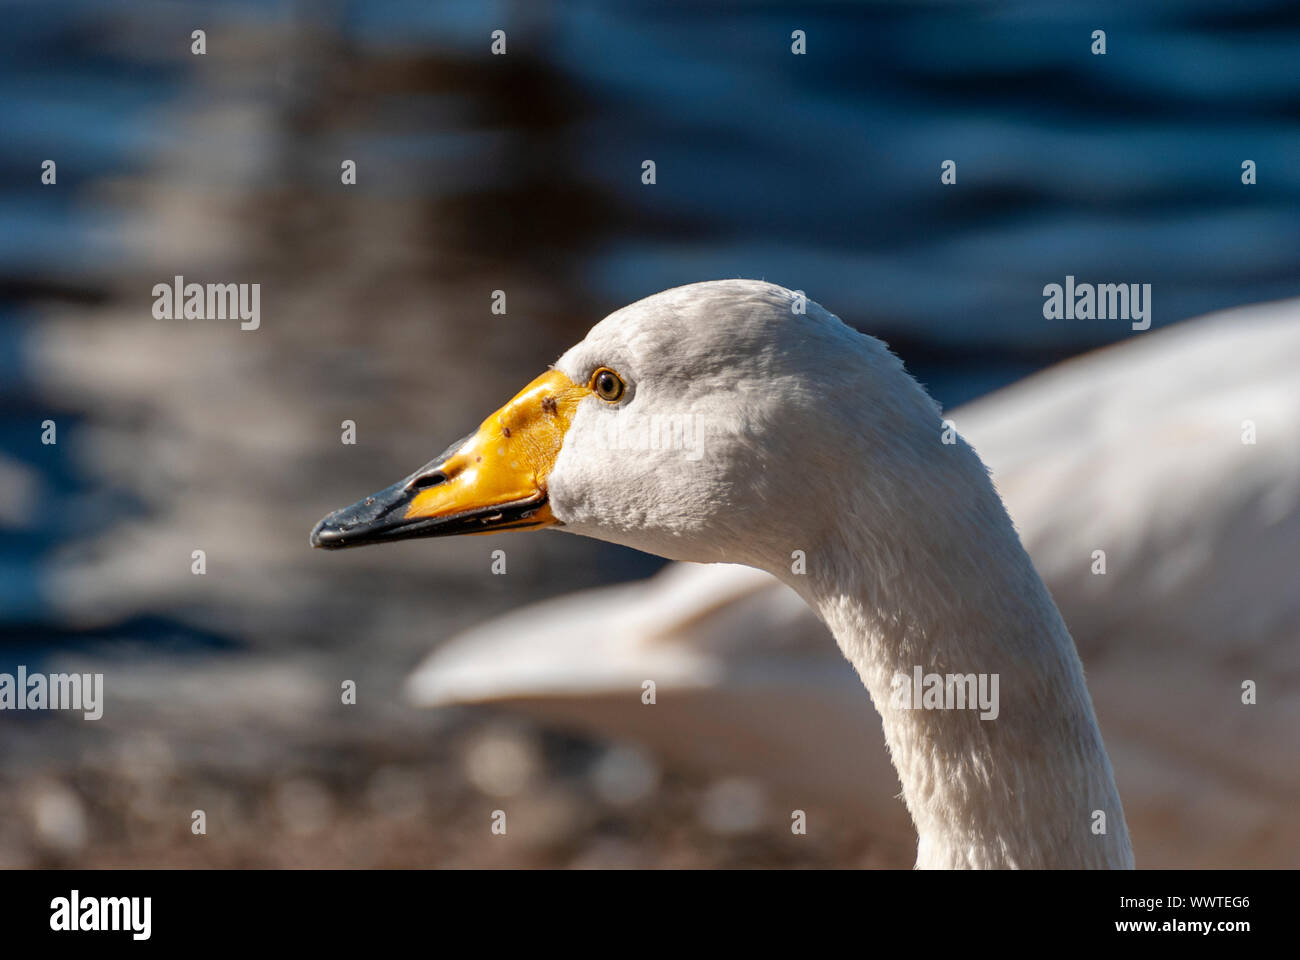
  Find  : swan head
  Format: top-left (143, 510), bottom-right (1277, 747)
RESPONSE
top-left (311, 279), bottom-right (946, 574)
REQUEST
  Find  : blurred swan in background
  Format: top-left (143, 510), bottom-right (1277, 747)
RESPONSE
top-left (405, 295), bottom-right (1300, 868)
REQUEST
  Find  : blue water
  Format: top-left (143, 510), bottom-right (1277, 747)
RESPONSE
top-left (2, 0), bottom-right (1299, 644)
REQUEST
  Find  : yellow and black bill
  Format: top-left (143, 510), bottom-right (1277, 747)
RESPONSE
top-left (310, 369), bottom-right (590, 549)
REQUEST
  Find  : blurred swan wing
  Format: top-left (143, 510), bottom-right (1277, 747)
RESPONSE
top-left (961, 296), bottom-right (1300, 867)
top-left (406, 560), bottom-right (907, 823)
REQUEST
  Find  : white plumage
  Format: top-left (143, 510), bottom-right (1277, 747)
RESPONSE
top-left (413, 280), bottom-right (1136, 868)
top-left (410, 291), bottom-right (1300, 867)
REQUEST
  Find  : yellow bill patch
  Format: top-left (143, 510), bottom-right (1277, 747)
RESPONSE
top-left (403, 368), bottom-right (589, 523)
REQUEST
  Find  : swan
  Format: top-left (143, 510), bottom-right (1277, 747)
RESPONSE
top-left (407, 559), bottom-right (914, 842)
top-left (311, 279), bottom-right (1134, 869)
top-left (399, 295), bottom-right (1300, 867)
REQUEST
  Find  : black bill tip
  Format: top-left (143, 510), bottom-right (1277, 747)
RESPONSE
top-left (309, 516), bottom-right (351, 549)
top-left (310, 434), bottom-right (473, 550)
top-left (310, 482), bottom-right (552, 550)
top-left (309, 477), bottom-right (414, 550)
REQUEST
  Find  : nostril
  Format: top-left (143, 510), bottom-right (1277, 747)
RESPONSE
top-left (406, 470), bottom-right (447, 492)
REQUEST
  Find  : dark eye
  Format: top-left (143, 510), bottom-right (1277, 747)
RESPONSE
top-left (591, 367), bottom-right (626, 402)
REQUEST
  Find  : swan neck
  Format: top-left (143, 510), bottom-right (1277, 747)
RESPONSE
top-left (795, 516), bottom-right (1133, 869)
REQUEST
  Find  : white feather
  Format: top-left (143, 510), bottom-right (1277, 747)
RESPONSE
top-left (409, 294), bottom-right (1300, 866)
top-left (418, 280), bottom-right (1149, 868)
